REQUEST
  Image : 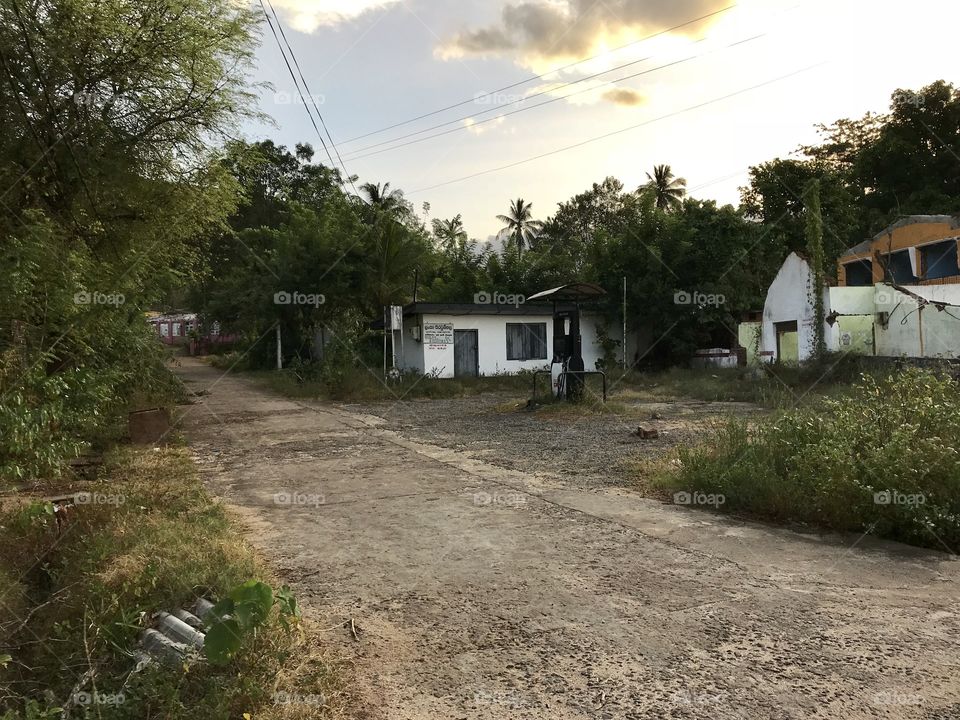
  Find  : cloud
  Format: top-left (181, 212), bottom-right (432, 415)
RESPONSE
top-left (463, 116), bottom-right (506, 135)
top-left (602, 87), bottom-right (645, 106)
top-left (269, 0), bottom-right (400, 33)
top-left (438, 0), bottom-right (728, 65)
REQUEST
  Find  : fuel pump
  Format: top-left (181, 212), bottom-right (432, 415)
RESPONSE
top-left (527, 282), bottom-right (607, 402)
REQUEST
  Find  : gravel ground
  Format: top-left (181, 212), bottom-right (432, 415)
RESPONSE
top-left (179, 358), bottom-right (960, 720)
top-left (343, 393), bottom-right (762, 488)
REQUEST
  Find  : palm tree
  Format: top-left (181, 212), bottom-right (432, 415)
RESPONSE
top-left (359, 181), bottom-right (407, 218)
top-left (642, 164), bottom-right (687, 211)
top-left (432, 214), bottom-right (468, 251)
top-left (497, 198), bottom-right (543, 259)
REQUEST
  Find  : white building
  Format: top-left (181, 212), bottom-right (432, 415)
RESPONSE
top-left (380, 302), bottom-right (623, 378)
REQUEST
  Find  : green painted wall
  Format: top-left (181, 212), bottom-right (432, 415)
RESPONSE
top-left (738, 321), bottom-right (762, 364)
top-left (779, 331), bottom-right (799, 363)
top-left (836, 315), bottom-right (874, 355)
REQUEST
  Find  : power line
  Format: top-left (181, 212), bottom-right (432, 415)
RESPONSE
top-left (344, 40), bottom-right (704, 159)
top-left (407, 63), bottom-right (825, 196)
top-left (262, 0), bottom-right (361, 197)
top-left (343, 34), bottom-right (764, 163)
top-left (339, 3), bottom-right (739, 145)
top-left (257, 0), bottom-right (350, 190)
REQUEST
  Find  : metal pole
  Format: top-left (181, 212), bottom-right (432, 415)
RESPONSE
top-left (275, 323), bottom-right (282, 370)
top-left (622, 276), bottom-right (627, 370)
top-left (383, 306), bottom-right (387, 377)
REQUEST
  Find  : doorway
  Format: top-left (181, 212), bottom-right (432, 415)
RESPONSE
top-left (454, 330), bottom-right (479, 377)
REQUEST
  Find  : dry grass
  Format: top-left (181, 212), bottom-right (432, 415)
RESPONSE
top-left (0, 447), bottom-right (349, 719)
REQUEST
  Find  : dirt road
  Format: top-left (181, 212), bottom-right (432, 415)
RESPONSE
top-left (175, 357), bottom-right (960, 720)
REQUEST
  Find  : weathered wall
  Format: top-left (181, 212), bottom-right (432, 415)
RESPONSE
top-left (839, 216), bottom-right (960, 285)
top-left (874, 284), bottom-right (960, 359)
top-left (397, 312), bottom-right (616, 378)
top-left (761, 252), bottom-right (824, 362)
top-left (738, 322), bottom-right (762, 364)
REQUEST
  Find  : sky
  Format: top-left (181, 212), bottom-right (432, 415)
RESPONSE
top-left (243, 0), bottom-right (960, 240)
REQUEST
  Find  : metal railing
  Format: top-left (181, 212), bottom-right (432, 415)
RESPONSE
top-left (532, 369), bottom-right (606, 403)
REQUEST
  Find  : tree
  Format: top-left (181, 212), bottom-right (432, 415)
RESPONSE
top-left (0, 0), bottom-right (259, 480)
top-left (432, 214), bottom-right (467, 251)
top-left (359, 181), bottom-right (411, 221)
top-left (497, 198), bottom-right (543, 259)
top-left (642, 164), bottom-right (687, 211)
top-left (804, 180), bottom-right (827, 359)
top-left (855, 81), bottom-right (960, 227)
top-left (740, 158), bottom-right (862, 267)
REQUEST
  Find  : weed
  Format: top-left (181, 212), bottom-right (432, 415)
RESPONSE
top-left (654, 368), bottom-right (960, 549)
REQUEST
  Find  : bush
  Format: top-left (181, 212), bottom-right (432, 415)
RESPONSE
top-left (658, 368), bottom-right (960, 548)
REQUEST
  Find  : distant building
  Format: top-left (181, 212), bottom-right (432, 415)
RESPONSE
top-left (742, 216), bottom-right (960, 363)
top-left (146, 312), bottom-right (236, 353)
top-left (373, 302), bottom-right (634, 378)
top-left (147, 312), bottom-right (197, 346)
top-left (838, 215), bottom-right (960, 286)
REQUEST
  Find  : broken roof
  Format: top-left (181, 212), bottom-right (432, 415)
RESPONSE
top-left (871, 215), bottom-right (960, 241)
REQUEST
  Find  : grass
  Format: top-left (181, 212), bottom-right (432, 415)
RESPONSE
top-left (0, 447), bottom-right (347, 719)
top-left (210, 348), bottom-right (890, 412)
top-left (651, 368), bottom-right (960, 550)
top-left (231, 363), bottom-right (538, 403)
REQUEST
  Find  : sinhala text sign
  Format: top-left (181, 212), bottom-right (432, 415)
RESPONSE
top-left (423, 322), bottom-right (454, 348)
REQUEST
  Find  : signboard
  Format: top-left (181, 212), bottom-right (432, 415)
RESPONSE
top-left (423, 322), bottom-right (454, 346)
top-left (389, 305), bottom-right (403, 330)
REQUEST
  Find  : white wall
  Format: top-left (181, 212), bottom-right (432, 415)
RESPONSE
top-left (394, 312), bottom-right (616, 378)
top-left (761, 253), bottom-right (820, 362)
top-left (754, 255), bottom-right (960, 363)
top-left (875, 284), bottom-right (960, 359)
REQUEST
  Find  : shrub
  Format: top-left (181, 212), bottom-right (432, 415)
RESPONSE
top-left (659, 368), bottom-right (960, 548)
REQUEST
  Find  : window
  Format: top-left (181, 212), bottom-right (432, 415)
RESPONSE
top-left (843, 259), bottom-right (873, 286)
top-left (882, 250), bottom-right (917, 283)
top-left (921, 240), bottom-right (960, 280)
top-left (160, 323), bottom-right (170, 337)
top-left (506, 323), bottom-right (547, 361)
top-left (173, 322), bottom-right (183, 336)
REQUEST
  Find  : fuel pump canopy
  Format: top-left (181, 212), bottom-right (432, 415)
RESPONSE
top-left (527, 283), bottom-right (607, 402)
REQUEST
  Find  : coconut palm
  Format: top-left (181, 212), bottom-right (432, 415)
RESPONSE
top-left (359, 181), bottom-right (407, 218)
top-left (432, 214), bottom-right (467, 251)
top-left (642, 164), bottom-right (687, 211)
top-left (497, 198), bottom-right (543, 259)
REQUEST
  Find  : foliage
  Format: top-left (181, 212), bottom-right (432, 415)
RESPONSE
top-left (657, 369), bottom-right (960, 548)
top-left (804, 179), bottom-right (827, 358)
top-left (641, 164), bottom-right (687, 211)
top-left (496, 197), bottom-right (544, 259)
top-left (0, 0), bottom-right (258, 481)
top-left (204, 580), bottom-right (301, 665)
top-left (742, 80), bottom-right (960, 266)
top-left (0, 448), bottom-right (343, 719)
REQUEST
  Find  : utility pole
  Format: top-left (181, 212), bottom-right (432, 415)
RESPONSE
top-left (622, 277), bottom-right (627, 370)
top-left (275, 324), bottom-right (282, 370)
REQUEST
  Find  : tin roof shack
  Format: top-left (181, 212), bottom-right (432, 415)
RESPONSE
top-left (375, 302), bottom-right (625, 378)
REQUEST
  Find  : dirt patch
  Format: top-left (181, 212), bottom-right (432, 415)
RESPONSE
top-left (343, 394), bottom-right (761, 487)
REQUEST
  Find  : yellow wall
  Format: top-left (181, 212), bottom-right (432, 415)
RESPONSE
top-left (836, 315), bottom-right (874, 355)
top-left (779, 331), bottom-right (799, 363)
top-left (738, 321), bottom-right (762, 364)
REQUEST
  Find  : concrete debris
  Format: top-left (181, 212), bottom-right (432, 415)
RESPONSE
top-left (634, 425), bottom-right (659, 440)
